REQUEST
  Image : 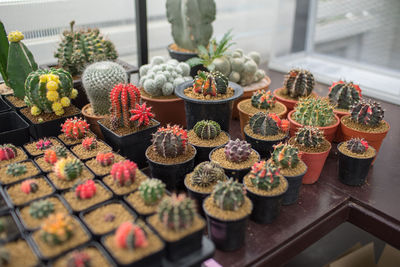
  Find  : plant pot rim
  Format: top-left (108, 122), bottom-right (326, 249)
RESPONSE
top-left (167, 43), bottom-right (198, 56)
top-left (242, 76), bottom-right (272, 93)
top-left (184, 173), bottom-right (229, 195)
top-left (333, 108), bottom-right (350, 116)
top-left (280, 160), bottom-right (308, 179)
top-left (273, 87), bottom-right (318, 104)
top-left (140, 88), bottom-right (182, 103)
top-left (189, 130), bottom-right (230, 148)
top-left (0, 111), bottom-right (29, 133)
top-left (202, 195), bottom-right (252, 222)
top-left (145, 144), bottom-right (197, 166)
top-left (337, 141), bottom-right (376, 159)
top-left (175, 81), bottom-right (244, 104)
top-left (289, 137), bottom-right (332, 155)
top-left (243, 174), bottom-right (289, 198)
top-left (340, 114), bottom-right (390, 135)
top-left (208, 147), bottom-right (260, 172)
top-left (243, 126), bottom-right (289, 142)
top-left (81, 103), bottom-right (107, 120)
top-left (19, 105), bottom-right (81, 125)
top-left (288, 110), bottom-right (340, 130)
top-left (237, 98), bottom-right (287, 117)
top-left (98, 118), bottom-right (160, 138)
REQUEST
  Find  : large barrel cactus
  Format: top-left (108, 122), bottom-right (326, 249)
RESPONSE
top-left (166, 0), bottom-right (216, 51)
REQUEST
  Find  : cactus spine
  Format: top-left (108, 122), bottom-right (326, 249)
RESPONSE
top-left (213, 179), bottom-right (245, 211)
top-left (328, 81), bottom-right (362, 110)
top-left (41, 213), bottom-right (74, 245)
top-left (193, 120), bottom-right (221, 140)
top-left (6, 162), bottom-right (27, 176)
top-left (152, 125), bottom-right (188, 158)
top-left (249, 112), bottom-right (289, 136)
top-left (224, 139), bottom-right (251, 163)
top-left (249, 160), bottom-right (281, 191)
top-left (283, 69), bottom-right (315, 98)
top-left (110, 83), bottom-right (141, 128)
top-left (293, 97), bottom-right (335, 127)
top-left (158, 193), bottom-right (195, 231)
top-left (271, 143), bottom-right (300, 169)
top-left (346, 138), bottom-right (369, 154)
top-left (191, 161), bottom-right (225, 187)
top-left (350, 100), bottom-right (384, 127)
top-left (139, 178), bottom-right (166, 205)
top-left (29, 199), bottom-right (55, 219)
top-left (251, 90), bottom-right (276, 110)
top-left (295, 126), bottom-right (325, 148)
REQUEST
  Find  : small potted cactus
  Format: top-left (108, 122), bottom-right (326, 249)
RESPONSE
top-left (271, 143), bottom-right (307, 205)
top-left (23, 137), bottom-right (63, 158)
top-left (288, 97), bottom-right (340, 142)
top-left (70, 136), bottom-right (112, 161)
top-left (0, 238), bottom-right (39, 266)
top-left (34, 146), bottom-right (71, 173)
top-left (147, 193), bottom-right (206, 261)
top-left (337, 138), bottom-right (376, 186)
top-left (340, 100), bottom-right (389, 161)
top-left (238, 90), bottom-right (287, 136)
top-left (188, 120), bottom-right (230, 164)
top-left (0, 144), bottom-right (28, 167)
top-left (58, 117), bottom-right (95, 147)
top-left (0, 160), bottom-right (41, 185)
top-left (244, 112), bottom-right (290, 157)
top-left (243, 160), bottom-right (288, 224)
top-left (209, 138), bottom-right (260, 182)
top-left (145, 125), bottom-right (196, 191)
top-left (85, 151), bottom-right (125, 178)
top-left (125, 178), bottom-right (167, 217)
top-left (175, 70), bottom-right (243, 132)
top-left (203, 179), bottom-right (252, 251)
top-left (289, 126), bottom-right (332, 184)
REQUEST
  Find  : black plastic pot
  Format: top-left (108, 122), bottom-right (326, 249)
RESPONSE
top-left (337, 143), bottom-right (375, 186)
top-left (167, 44), bottom-right (198, 62)
top-left (0, 159), bottom-right (42, 186)
top-left (146, 145), bottom-right (196, 192)
top-left (0, 187), bottom-right (12, 213)
top-left (0, 111), bottom-right (30, 146)
top-left (175, 81), bottom-right (244, 132)
top-left (192, 132), bottom-right (230, 166)
top-left (23, 136), bottom-right (64, 159)
top-left (184, 181), bottom-right (209, 217)
top-left (0, 97), bottom-right (11, 113)
top-left (99, 119), bottom-right (160, 168)
top-left (244, 128), bottom-right (288, 159)
top-left (2, 94), bottom-right (26, 111)
top-left (282, 167), bottom-right (307, 205)
top-left (0, 211), bottom-right (24, 243)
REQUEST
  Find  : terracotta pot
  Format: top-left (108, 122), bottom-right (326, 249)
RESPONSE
top-left (238, 99), bottom-right (287, 138)
top-left (81, 104), bottom-right (105, 140)
top-left (288, 110), bottom-right (340, 142)
top-left (299, 141), bottom-right (331, 184)
top-left (333, 109), bottom-right (350, 143)
top-left (273, 88), bottom-right (318, 112)
top-left (232, 76), bottom-right (271, 119)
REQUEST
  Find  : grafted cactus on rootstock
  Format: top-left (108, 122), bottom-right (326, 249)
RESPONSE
top-left (129, 102), bottom-right (154, 127)
top-left (110, 83), bottom-right (141, 128)
top-left (191, 161), bottom-right (225, 187)
top-left (283, 69), bottom-right (315, 98)
top-left (21, 179), bottom-right (39, 194)
top-left (75, 179), bottom-right (97, 200)
top-left (158, 193), bottom-right (195, 231)
top-left (213, 179), bottom-right (245, 211)
top-left (293, 97), bottom-right (335, 127)
top-left (61, 117), bottom-right (90, 140)
top-left (249, 112), bottom-right (289, 136)
top-left (166, 0), bottom-right (216, 51)
top-left (251, 90), bottom-right (276, 110)
top-left (249, 160), bottom-right (281, 191)
top-left (152, 125), bottom-right (188, 158)
top-left (193, 71), bottom-right (229, 96)
top-left (82, 137), bottom-right (97, 151)
top-left (350, 100), bottom-right (384, 127)
top-left (193, 120), bottom-right (221, 140)
top-left (29, 199), bottom-right (55, 219)
top-left (41, 213), bottom-right (74, 245)
top-left (110, 160), bottom-right (138, 186)
top-left (346, 138), bottom-right (369, 154)
top-left (0, 144), bottom-right (17, 161)
top-left (115, 222), bottom-right (148, 250)
top-left (224, 139), bottom-right (251, 163)
top-left (139, 178), bottom-right (166, 205)
top-left (295, 126), bottom-right (325, 148)
top-left (44, 146), bottom-right (67, 165)
top-left (6, 163), bottom-right (27, 176)
top-left (54, 158), bottom-right (83, 181)
top-left (328, 81), bottom-right (362, 110)
top-left (96, 152), bottom-right (115, 167)
top-left (271, 143), bottom-right (300, 169)
top-left (36, 138), bottom-right (53, 151)
top-left (67, 251), bottom-right (91, 267)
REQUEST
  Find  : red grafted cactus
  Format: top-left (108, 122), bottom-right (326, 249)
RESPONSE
top-left (82, 137), bottom-right (97, 151)
top-left (67, 250), bottom-right (91, 267)
top-left (129, 102), bottom-right (154, 127)
top-left (75, 180), bottom-right (97, 199)
top-left (21, 179), bottom-right (39, 194)
top-left (44, 146), bottom-right (67, 165)
top-left (110, 83), bottom-right (141, 128)
top-left (115, 221), bottom-right (148, 250)
top-left (96, 152), bottom-right (115, 167)
top-left (0, 144), bottom-right (17, 161)
top-left (152, 125), bottom-right (188, 158)
top-left (346, 138), bottom-right (369, 154)
top-left (110, 160), bottom-right (138, 186)
top-left (36, 138), bottom-right (53, 150)
top-left (61, 117), bottom-right (90, 140)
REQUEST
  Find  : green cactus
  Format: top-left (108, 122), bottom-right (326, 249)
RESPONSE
top-left (193, 120), bottom-right (221, 140)
top-left (54, 158), bottom-right (83, 181)
top-left (82, 61), bottom-right (128, 115)
top-left (249, 112), bottom-right (280, 136)
top-left (139, 178), bottom-right (166, 205)
top-left (346, 138), bottom-right (369, 154)
top-left (350, 100), bottom-right (384, 127)
top-left (166, 0), bottom-right (216, 51)
top-left (6, 162), bottom-right (27, 176)
top-left (328, 81), bottom-right (362, 110)
top-left (193, 71), bottom-right (229, 96)
top-left (249, 160), bottom-right (281, 191)
top-left (213, 179), bottom-right (245, 211)
top-left (295, 126), bottom-right (324, 148)
top-left (29, 199), bottom-right (55, 219)
top-left (191, 161), bottom-right (225, 187)
top-left (293, 97), bottom-right (335, 127)
top-left (283, 69), bottom-right (314, 98)
top-left (251, 90), bottom-right (275, 109)
top-left (158, 193), bottom-right (195, 231)
top-left (152, 125), bottom-right (188, 158)
top-left (271, 143), bottom-right (300, 169)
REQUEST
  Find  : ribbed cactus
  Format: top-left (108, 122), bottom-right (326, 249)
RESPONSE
top-left (158, 193), bottom-right (195, 231)
top-left (54, 158), bottom-right (83, 181)
top-left (346, 138), bottom-right (369, 154)
top-left (328, 81), bottom-right (362, 110)
top-left (213, 179), bottom-right (245, 211)
top-left (82, 137), bottom-right (97, 151)
top-left (139, 178), bottom-right (166, 205)
top-left (36, 138), bottom-right (53, 151)
top-left (152, 125), bottom-right (188, 158)
top-left (6, 162), bottom-right (27, 176)
top-left (193, 120), bottom-right (221, 140)
top-left (24, 68), bottom-right (78, 116)
top-left (115, 222), bottom-right (148, 249)
top-left (0, 144), bottom-right (17, 161)
top-left (283, 69), bottom-right (315, 98)
top-left (110, 83), bottom-right (141, 128)
top-left (193, 71), bottom-right (229, 96)
top-left (44, 146), bottom-right (67, 165)
top-left (251, 90), bottom-right (276, 109)
top-left (110, 160), bottom-right (137, 186)
top-left (295, 126), bottom-right (324, 148)
top-left (129, 102), bottom-right (154, 127)
top-left (249, 112), bottom-right (289, 136)
top-left (67, 251), bottom-right (91, 267)
top-left (96, 152), bottom-right (114, 167)
top-left (191, 161), bottom-right (225, 187)
top-left (224, 139), bottom-right (251, 163)
top-left (41, 213), bottom-right (73, 245)
top-left (293, 97), bottom-right (335, 127)
top-left (166, 0), bottom-right (216, 51)
top-left (350, 100), bottom-right (384, 127)
top-left (249, 160), bottom-right (281, 191)
top-left (29, 199), bottom-right (55, 219)
top-left (271, 143), bottom-right (300, 169)
top-left (61, 117), bottom-right (90, 140)
top-left (55, 21), bottom-right (118, 76)
top-left (75, 180), bottom-right (97, 199)
top-left (21, 179), bottom-right (39, 194)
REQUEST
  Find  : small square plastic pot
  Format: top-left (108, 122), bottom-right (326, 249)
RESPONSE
top-left (0, 111), bottom-right (30, 146)
top-left (0, 97), bottom-right (11, 113)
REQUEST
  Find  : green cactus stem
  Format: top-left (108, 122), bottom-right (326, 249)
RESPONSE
top-left (213, 179), bottom-right (245, 211)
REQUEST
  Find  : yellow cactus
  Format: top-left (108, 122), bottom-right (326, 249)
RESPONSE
top-left (46, 91), bottom-right (59, 102)
top-left (31, 106), bottom-right (41, 116)
top-left (60, 97), bottom-right (70, 107)
top-left (39, 75), bottom-right (48, 83)
top-left (70, 88), bottom-right (78, 99)
top-left (8, 31), bottom-right (24, 42)
top-left (46, 80), bottom-right (59, 91)
top-left (41, 213), bottom-right (73, 245)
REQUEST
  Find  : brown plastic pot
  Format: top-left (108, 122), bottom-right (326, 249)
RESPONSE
top-left (288, 110), bottom-right (340, 142)
top-left (81, 104), bottom-right (105, 140)
top-left (333, 109), bottom-right (350, 143)
top-left (273, 88), bottom-right (318, 112)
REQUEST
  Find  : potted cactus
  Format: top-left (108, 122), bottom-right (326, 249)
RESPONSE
top-left (70, 137), bottom-right (112, 161)
top-left (188, 120), bottom-right (230, 164)
top-left (85, 151), bottom-right (125, 178)
top-left (34, 146), bottom-right (72, 173)
top-left (209, 138), bottom-right (260, 182)
top-left (0, 144), bottom-right (27, 167)
top-left (147, 193), bottom-right (205, 261)
top-left (289, 126), bottom-right (332, 184)
top-left (175, 70), bottom-right (244, 131)
top-left (244, 112), bottom-right (290, 157)
top-left (23, 137), bottom-right (63, 158)
top-left (58, 117), bottom-right (95, 147)
top-left (0, 160), bottom-right (41, 185)
top-left (288, 97), bottom-right (340, 142)
top-left (81, 61), bottom-right (128, 138)
top-left (340, 100), bottom-right (389, 161)
top-left (0, 238), bottom-right (39, 266)
top-left (271, 143), bottom-right (307, 205)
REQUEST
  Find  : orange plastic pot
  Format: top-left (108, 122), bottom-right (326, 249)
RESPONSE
top-left (273, 88), bottom-right (318, 112)
top-left (300, 143), bottom-right (331, 184)
top-left (333, 109), bottom-right (350, 143)
top-left (81, 104), bottom-right (105, 140)
top-left (288, 110), bottom-right (340, 142)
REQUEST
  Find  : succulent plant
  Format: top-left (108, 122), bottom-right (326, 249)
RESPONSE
top-left (6, 162), bottom-right (27, 176)
top-left (0, 246), bottom-right (9, 265)
top-left (139, 178), bottom-right (166, 205)
top-left (129, 102), bottom-right (155, 127)
top-left (0, 144), bottom-right (17, 161)
top-left (109, 83), bottom-right (141, 128)
top-left (212, 179), bottom-right (245, 211)
top-left (44, 146), bottom-right (68, 165)
top-left (61, 117), bottom-right (90, 140)
top-left (110, 160), bottom-right (138, 186)
top-left (251, 90), bottom-right (276, 110)
top-left (82, 61), bottom-right (128, 115)
top-left (224, 139), bottom-right (251, 163)
top-left (346, 138), bottom-right (369, 154)
top-left (55, 21), bottom-right (118, 77)
top-left (115, 221), bottom-right (148, 249)
top-left (25, 68), bottom-right (78, 116)
top-left (96, 152), bottom-right (115, 167)
top-left (193, 71), bottom-right (228, 96)
top-left (36, 138), bottom-right (53, 150)
top-left (328, 81), bottom-right (362, 110)
top-left (248, 112), bottom-right (289, 136)
top-left (75, 180), bottom-right (97, 199)
top-left (293, 97), bottom-right (335, 127)
top-left (29, 199), bottom-right (55, 219)
top-left (54, 158), bottom-right (83, 181)
top-left (158, 193), bottom-right (195, 231)
top-left (67, 250), bottom-right (91, 267)
top-left (81, 137), bottom-right (97, 151)
top-left (295, 126), bottom-right (325, 148)
top-left (350, 100), bottom-right (384, 127)
top-left (139, 56), bottom-right (191, 96)
top-left (283, 69), bottom-right (315, 98)
top-left (152, 125), bottom-right (188, 158)
top-left (191, 161), bottom-right (225, 187)
top-left (271, 143), bottom-right (300, 169)
top-left (41, 213), bottom-right (74, 245)
top-left (193, 120), bottom-right (221, 140)
top-left (249, 160), bottom-right (281, 191)
top-left (21, 179), bottom-right (39, 194)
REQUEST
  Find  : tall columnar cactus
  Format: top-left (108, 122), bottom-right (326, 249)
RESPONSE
top-left (224, 139), bottom-right (251, 163)
top-left (25, 68), bottom-right (78, 116)
top-left (41, 213), bottom-right (74, 245)
top-left (152, 125), bottom-right (188, 158)
top-left (67, 251), bottom-right (91, 267)
top-left (44, 146), bottom-right (67, 165)
top-left (283, 69), bottom-right (315, 98)
top-left (166, 0), bottom-right (216, 51)
top-left (293, 97), bottom-right (335, 127)
top-left (350, 100), bottom-right (384, 127)
top-left (96, 152), bottom-right (115, 167)
top-left (29, 199), bottom-right (55, 219)
top-left (82, 61), bottom-right (128, 115)
top-left (249, 160), bottom-right (281, 191)
top-left (115, 222), bottom-right (148, 249)
top-left (110, 83), bottom-right (141, 128)
top-left (251, 90), bottom-right (276, 110)
top-left (248, 112), bottom-right (289, 136)
top-left (0, 144), bottom-right (17, 161)
top-left (61, 117), bottom-right (90, 140)
top-left (6, 163), bottom-right (27, 176)
top-left (213, 179), bottom-right (245, 211)
top-left (328, 81), bottom-right (362, 110)
top-left (193, 120), bottom-right (221, 140)
top-left (139, 178), bottom-right (166, 205)
top-left (54, 158), bottom-right (83, 181)
top-left (193, 71), bottom-right (228, 96)
top-left (55, 21), bottom-right (118, 76)
top-left (191, 161), bottom-right (225, 187)
top-left (36, 138), bottom-right (53, 151)
top-left (129, 102), bottom-right (154, 127)
top-left (271, 143), bottom-right (300, 169)
top-left (158, 193), bottom-right (195, 231)
top-left (295, 126), bottom-right (324, 148)
top-left (346, 138), bottom-right (369, 154)
top-left (110, 160), bottom-right (138, 186)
